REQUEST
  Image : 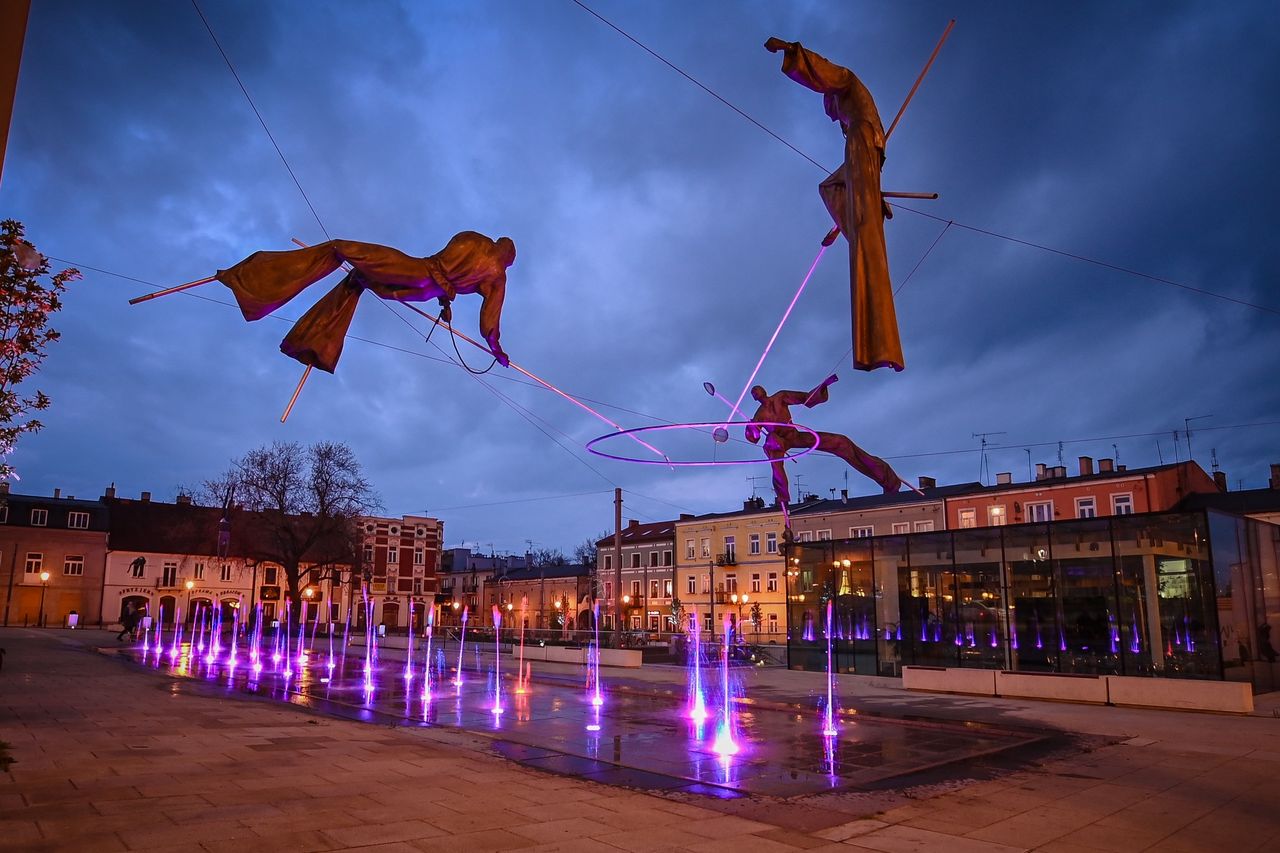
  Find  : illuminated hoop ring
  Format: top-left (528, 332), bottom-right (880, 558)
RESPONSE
top-left (586, 422), bottom-right (821, 467)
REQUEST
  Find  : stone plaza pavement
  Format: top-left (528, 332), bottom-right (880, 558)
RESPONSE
top-left (1, 628), bottom-right (1278, 852)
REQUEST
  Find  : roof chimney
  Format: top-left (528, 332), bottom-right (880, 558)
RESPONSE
top-left (918, 476), bottom-right (937, 490)
top-left (177, 495), bottom-right (192, 506)
top-left (996, 472), bottom-right (1012, 485)
top-left (1035, 463), bottom-right (1047, 481)
top-left (104, 483), bottom-right (116, 499)
top-left (1270, 463), bottom-right (1280, 490)
top-left (1098, 458), bottom-right (1114, 473)
top-left (1052, 466), bottom-right (1067, 479)
top-left (1078, 456), bottom-right (1094, 476)
top-left (679, 513), bottom-right (694, 520)
top-left (1116, 464), bottom-right (1127, 472)
top-left (1213, 471), bottom-right (1228, 492)
top-left (627, 518), bottom-right (639, 528)
top-left (140, 491), bottom-right (151, 502)
top-left (0, 482), bottom-right (9, 495)
top-left (840, 489), bottom-right (848, 504)
top-left (53, 488), bottom-right (61, 499)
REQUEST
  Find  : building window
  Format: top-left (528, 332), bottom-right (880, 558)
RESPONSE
top-left (264, 565), bottom-right (278, 585)
top-left (958, 508), bottom-right (977, 529)
top-left (67, 511), bottom-right (89, 529)
top-left (25, 552), bottom-right (42, 574)
top-left (700, 538), bottom-right (711, 558)
top-left (891, 522), bottom-right (910, 535)
top-left (798, 531), bottom-right (813, 542)
top-left (63, 555), bottom-right (84, 576)
top-left (1112, 493), bottom-right (1134, 515)
top-left (0, 506), bottom-right (6, 523)
top-left (388, 546), bottom-right (399, 565)
top-left (914, 520), bottom-right (934, 532)
top-left (194, 562), bottom-right (205, 580)
top-left (220, 564), bottom-right (232, 582)
top-left (766, 532), bottom-right (778, 553)
top-left (661, 550), bottom-right (672, 567)
top-left (701, 574), bottom-right (710, 594)
top-left (1027, 501), bottom-right (1053, 523)
top-left (414, 548), bottom-right (424, 565)
top-left (816, 529), bottom-right (832, 541)
top-left (685, 539), bottom-right (695, 559)
top-left (703, 612), bottom-right (712, 632)
top-left (723, 536), bottom-right (736, 561)
top-left (988, 505), bottom-right (1007, 526)
top-left (663, 579), bottom-right (672, 597)
top-left (850, 526), bottom-right (873, 538)
top-left (630, 580), bottom-right (641, 599)
top-left (751, 573), bottom-right (761, 593)
top-left (603, 581), bottom-right (613, 601)
top-left (725, 574), bottom-right (738, 593)
top-left (363, 544), bottom-right (374, 563)
top-left (162, 563), bottom-right (177, 587)
top-left (687, 575), bottom-right (696, 595)
top-left (130, 557), bottom-right (144, 578)
top-left (630, 552), bottom-right (641, 569)
top-left (768, 613), bottom-right (778, 633)
top-left (1075, 497), bottom-right (1096, 518)
top-left (767, 572), bottom-right (778, 592)
top-left (30, 508), bottom-right (47, 526)
top-left (648, 551), bottom-right (659, 568)
top-left (603, 554), bottom-right (612, 571)
top-left (748, 533), bottom-right (760, 554)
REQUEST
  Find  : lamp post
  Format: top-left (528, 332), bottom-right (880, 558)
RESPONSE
top-left (621, 593), bottom-right (631, 637)
top-left (38, 570), bottom-right (49, 627)
top-left (185, 579), bottom-right (195, 618)
top-left (730, 592), bottom-right (749, 635)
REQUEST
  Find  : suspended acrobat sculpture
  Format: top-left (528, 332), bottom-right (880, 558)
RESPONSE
top-left (216, 232), bottom-right (515, 372)
top-left (745, 374), bottom-right (904, 511)
top-left (766, 37), bottom-right (904, 373)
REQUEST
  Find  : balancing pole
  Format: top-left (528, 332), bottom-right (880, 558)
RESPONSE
top-left (885, 19), bottom-right (955, 141)
top-left (128, 275), bottom-right (218, 305)
top-left (280, 365), bottom-right (312, 423)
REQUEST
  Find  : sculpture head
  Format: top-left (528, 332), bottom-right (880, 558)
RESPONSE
top-left (751, 385), bottom-right (767, 402)
top-left (496, 237), bottom-right (516, 268)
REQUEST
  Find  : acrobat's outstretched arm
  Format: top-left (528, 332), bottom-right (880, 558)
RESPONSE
top-left (478, 277), bottom-right (509, 367)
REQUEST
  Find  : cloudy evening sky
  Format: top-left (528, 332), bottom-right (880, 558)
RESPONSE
top-left (3, 0), bottom-right (1277, 556)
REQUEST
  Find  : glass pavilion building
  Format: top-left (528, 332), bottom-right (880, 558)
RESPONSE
top-left (784, 509), bottom-right (1280, 693)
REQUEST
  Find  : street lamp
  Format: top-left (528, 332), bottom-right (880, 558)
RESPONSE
top-left (730, 593), bottom-right (749, 633)
top-left (185, 579), bottom-right (195, 618)
top-left (38, 570), bottom-right (50, 627)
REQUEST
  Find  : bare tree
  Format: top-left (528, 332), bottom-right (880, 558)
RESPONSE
top-left (528, 547), bottom-right (567, 567)
top-left (205, 441), bottom-right (379, 620)
top-left (573, 532), bottom-right (609, 566)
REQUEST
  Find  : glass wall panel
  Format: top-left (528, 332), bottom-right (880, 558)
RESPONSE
top-left (952, 527), bottom-right (1007, 669)
top-left (873, 536), bottom-right (909, 676)
top-left (785, 543), bottom-right (827, 672)
top-left (1111, 515), bottom-right (1156, 674)
top-left (831, 538), bottom-right (876, 674)
top-left (902, 532), bottom-right (958, 667)
top-left (1246, 516), bottom-right (1280, 692)
top-left (1052, 518), bottom-right (1120, 675)
top-left (1209, 511), bottom-right (1255, 683)
top-left (1004, 524), bottom-right (1058, 672)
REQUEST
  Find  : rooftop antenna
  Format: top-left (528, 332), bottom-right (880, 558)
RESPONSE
top-left (1057, 441), bottom-right (1064, 466)
top-left (1171, 430), bottom-right (1182, 464)
top-left (1184, 415), bottom-right (1212, 463)
top-left (793, 474), bottom-right (807, 504)
top-left (1112, 443), bottom-right (1120, 465)
top-left (1155, 440), bottom-right (1165, 465)
top-left (972, 432), bottom-right (1006, 486)
top-left (746, 474), bottom-right (766, 498)
top-left (1210, 448), bottom-right (1220, 474)
top-left (1024, 448), bottom-right (1032, 482)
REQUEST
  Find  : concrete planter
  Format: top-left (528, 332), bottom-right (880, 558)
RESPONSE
top-left (1107, 675), bottom-right (1254, 714)
top-left (902, 665), bottom-right (997, 695)
top-left (997, 670), bottom-right (1109, 704)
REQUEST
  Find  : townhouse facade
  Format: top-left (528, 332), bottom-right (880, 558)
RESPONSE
top-left (0, 484), bottom-right (109, 627)
top-left (358, 514), bottom-right (442, 630)
top-left (674, 499), bottom-right (787, 640)
top-left (596, 519), bottom-right (675, 633)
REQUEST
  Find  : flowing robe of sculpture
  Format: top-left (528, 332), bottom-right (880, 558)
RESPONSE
top-left (767, 38), bottom-right (904, 372)
top-left (745, 375), bottom-right (903, 507)
top-left (216, 231), bottom-right (514, 373)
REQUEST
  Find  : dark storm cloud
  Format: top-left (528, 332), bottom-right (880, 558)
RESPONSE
top-left (3, 0), bottom-right (1276, 555)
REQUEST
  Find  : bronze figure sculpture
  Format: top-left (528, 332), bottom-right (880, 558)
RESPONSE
top-left (766, 37), bottom-right (904, 373)
top-left (215, 231), bottom-right (515, 373)
top-left (745, 374), bottom-right (904, 511)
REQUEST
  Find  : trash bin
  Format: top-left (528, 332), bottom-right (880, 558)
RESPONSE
top-left (377, 623), bottom-right (387, 637)
top-left (67, 610), bottom-right (79, 629)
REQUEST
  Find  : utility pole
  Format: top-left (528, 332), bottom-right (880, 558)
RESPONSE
top-left (613, 488), bottom-right (622, 640)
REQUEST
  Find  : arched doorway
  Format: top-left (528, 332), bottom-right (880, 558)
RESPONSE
top-left (577, 611), bottom-right (593, 631)
top-left (381, 602), bottom-right (400, 630)
top-left (188, 598), bottom-right (213, 622)
top-left (159, 595), bottom-right (177, 624)
top-left (120, 595), bottom-right (149, 622)
top-left (220, 598), bottom-right (240, 623)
